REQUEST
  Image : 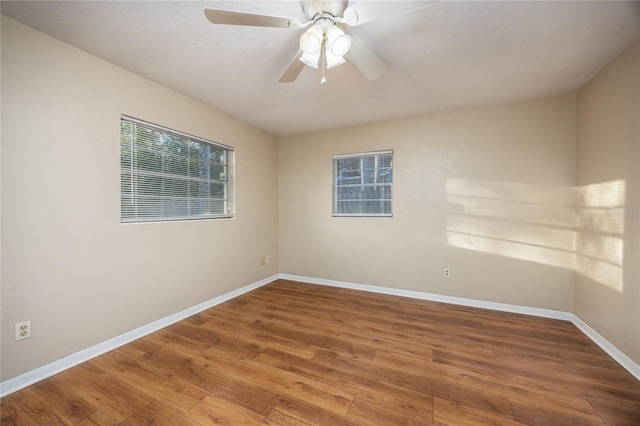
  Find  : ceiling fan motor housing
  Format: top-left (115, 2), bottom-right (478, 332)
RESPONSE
top-left (302, 0), bottom-right (346, 21)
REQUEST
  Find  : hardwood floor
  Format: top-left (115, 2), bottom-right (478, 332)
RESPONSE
top-left (2, 279), bottom-right (639, 425)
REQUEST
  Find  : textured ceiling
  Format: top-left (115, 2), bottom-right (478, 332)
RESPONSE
top-left (2, 1), bottom-right (639, 136)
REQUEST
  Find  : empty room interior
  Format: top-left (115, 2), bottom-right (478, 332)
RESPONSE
top-left (1, 1), bottom-right (639, 424)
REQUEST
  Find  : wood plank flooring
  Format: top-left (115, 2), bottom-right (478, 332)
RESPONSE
top-left (2, 279), bottom-right (639, 425)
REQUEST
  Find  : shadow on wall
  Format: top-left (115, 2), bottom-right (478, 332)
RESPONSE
top-left (446, 178), bottom-right (626, 293)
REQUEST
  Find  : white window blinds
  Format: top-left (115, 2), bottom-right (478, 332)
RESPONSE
top-left (120, 116), bottom-right (234, 223)
top-left (333, 150), bottom-right (393, 217)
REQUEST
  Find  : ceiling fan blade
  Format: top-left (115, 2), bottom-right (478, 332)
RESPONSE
top-left (204, 9), bottom-right (301, 28)
top-left (342, 0), bottom-right (439, 27)
top-left (345, 42), bottom-right (388, 80)
top-left (279, 51), bottom-right (305, 83)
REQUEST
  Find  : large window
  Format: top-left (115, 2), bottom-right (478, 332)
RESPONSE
top-left (333, 150), bottom-right (393, 217)
top-left (120, 116), bottom-right (234, 223)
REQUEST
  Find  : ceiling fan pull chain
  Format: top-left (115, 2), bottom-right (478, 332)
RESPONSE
top-left (321, 38), bottom-right (327, 85)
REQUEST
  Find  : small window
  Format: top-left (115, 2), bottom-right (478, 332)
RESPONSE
top-left (120, 116), bottom-right (234, 223)
top-left (333, 150), bottom-right (393, 217)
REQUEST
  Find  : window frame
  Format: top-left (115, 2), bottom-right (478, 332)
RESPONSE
top-left (120, 115), bottom-right (234, 224)
top-left (332, 150), bottom-right (393, 218)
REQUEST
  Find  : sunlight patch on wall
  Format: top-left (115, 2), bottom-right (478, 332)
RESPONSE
top-left (446, 179), bottom-right (576, 270)
top-left (446, 178), bottom-right (625, 293)
top-left (575, 180), bottom-right (626, 292)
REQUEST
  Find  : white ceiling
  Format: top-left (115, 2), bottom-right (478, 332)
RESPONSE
top-left (2, 1), bottom-right (639, 136)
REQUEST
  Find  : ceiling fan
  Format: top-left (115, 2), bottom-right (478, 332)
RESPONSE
top-left (204, 0), bottom-right (437, 83)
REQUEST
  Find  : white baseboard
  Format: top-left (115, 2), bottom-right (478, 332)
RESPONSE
top-left (0, 274), bottom-right (278, 397)
top-left (570, 314), bottom-right (640, 381)
top-left (278, 273), bottom-right (640, 381)
top-left (278, 273), bottom-right (573, 320)
top-left (3, 272), bottom-right (638, 397)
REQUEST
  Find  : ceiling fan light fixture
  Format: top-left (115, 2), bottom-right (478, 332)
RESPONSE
top-left (324, 45), bottom-right (346, 69)
top-left (299, 24), bottom-right (323, 55)
top-left (300, 50), bottom-right (321, 68)
top-left (326, 25), bottom-right (351, 57)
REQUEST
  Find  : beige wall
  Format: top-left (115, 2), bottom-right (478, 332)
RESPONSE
top-left (1, 17), bottom-right (279, 381)
top-left (279, 95), bottom-right (577, 311)
top-left (3, 13), bottom-right (638, 384)
top-left (575, 40), bottom-right (640, 364)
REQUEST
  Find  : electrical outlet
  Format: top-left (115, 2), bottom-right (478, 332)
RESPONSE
top-left (444, 268), bottom-right (451, 278)
top-left (266, 256), bottom-right (271, 264)
top-left (15, 321), bottom-right (31, 341)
